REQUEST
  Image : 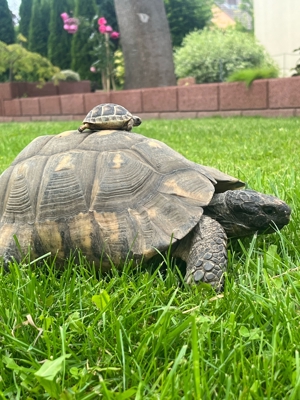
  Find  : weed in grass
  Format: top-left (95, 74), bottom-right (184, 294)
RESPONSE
top-left (0, 117), bottom-right (299, 398)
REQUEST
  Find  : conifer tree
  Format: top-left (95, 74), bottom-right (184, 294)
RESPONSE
top-left (28, 0), bottom-right (50, 57)
top-left (164, 0), bottom-right (212, 47)
top-left (71, 0), bottom-right (97, 80)
top-left (48, 0), bottom-right (73, 69)
top-left (0, 0), bottom-right (15, 44)
top-left (19, 0), bottom-right (33, 41)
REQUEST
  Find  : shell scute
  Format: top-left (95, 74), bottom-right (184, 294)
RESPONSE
top-left (78, 103), bottom-right (142, 132)
top-left (84, 103), bottom-right (130, 124)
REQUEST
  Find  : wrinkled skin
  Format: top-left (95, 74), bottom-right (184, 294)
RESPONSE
top-left (174, 190), bottom-right (291, 291)
top-left (204, 190), bottom-right (291, 238)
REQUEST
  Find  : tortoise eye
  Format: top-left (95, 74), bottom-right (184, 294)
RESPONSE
top-left (263, 206), bottom-right (275, 215)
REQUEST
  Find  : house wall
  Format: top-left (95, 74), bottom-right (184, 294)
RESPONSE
top-left (1, 77), bottom-right (300, 122)
top-left (254, 0), bottom-right (300, 76)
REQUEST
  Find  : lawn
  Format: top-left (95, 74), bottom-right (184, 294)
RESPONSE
top-left (0, 117), bottom-right (299, 399)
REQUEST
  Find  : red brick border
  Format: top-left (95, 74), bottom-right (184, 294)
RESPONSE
top-left (2, 78), bottom-right (300, 121)
top-left (219, 81), bottom-right (268, 110)
top-left (20, 98), bottom-right (40, 116)
top-left (178, 84), bottom-right (218, 111)
top-left (142, 87), bottom-right (178, 112)
top-left (39, 96), bottom-right (61, 115)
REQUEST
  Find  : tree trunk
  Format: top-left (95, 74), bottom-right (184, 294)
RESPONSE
top-left (114, 0), bottom-right (176, 89)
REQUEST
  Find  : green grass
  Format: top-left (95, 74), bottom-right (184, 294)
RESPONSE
top-left (0, 117), bottom-right (300, 399)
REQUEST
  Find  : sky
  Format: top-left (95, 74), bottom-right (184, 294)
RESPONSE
top-left (7, 0), bottom-right (21, 18)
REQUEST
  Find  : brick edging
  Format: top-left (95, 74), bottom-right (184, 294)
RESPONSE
top-left (1, 77), bottom-right (300, 120)
top-left (0, 108), bottom-right (298, 123)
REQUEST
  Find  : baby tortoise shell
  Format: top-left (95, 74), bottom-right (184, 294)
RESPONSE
top-left (78, 103), bottom-right (142, 132)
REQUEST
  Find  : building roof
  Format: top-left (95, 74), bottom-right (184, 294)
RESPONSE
top-left (211, 5), bottom-right (236, 28)
top-left (213, 1), bottom-right (252, 30)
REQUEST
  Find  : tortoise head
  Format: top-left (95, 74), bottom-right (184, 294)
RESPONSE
top-left (132, 115), bottom-right (142, 127)
top-left (205, 190), bottom-right (291, 238)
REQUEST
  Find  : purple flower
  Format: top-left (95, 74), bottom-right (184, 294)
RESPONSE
top-left (110, 31), bottom-right (120, 39)
top-left (105, 25), bottom-right (113, 33)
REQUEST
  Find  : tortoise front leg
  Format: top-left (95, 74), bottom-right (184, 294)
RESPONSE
top-left (174, 215), bottom-right (227, 291)
top-left (125, 119), bottom-right (134, 131)
top-left (78, 123), bottom-right (89, 133)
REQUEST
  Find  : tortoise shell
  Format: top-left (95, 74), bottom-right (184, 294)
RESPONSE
top-left (0, 130), bottom-right (243, 268)
top-left (78, 103), bottom-right (142, 132)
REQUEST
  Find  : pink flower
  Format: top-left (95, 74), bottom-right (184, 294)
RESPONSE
top-left (61, 12), bottom-right (69, 21)
top-left (67, 18), bottom-right (79, 25)
top-left (90, 66), bottom-right (96, 73)
top-left (98, 24), bottom-right (106, 34)
top-left (63, 17), bottom-right (79, 34)
top-left (105, 25), bottom-right (113, 33)
top-left (98, 17), bottom-right (107, 26)
top-left (68, 24), bottom-right (78, 33)
top-left (110, 31), bottom-right (120, 39)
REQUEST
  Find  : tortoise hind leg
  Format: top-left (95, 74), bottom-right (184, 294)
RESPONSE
top-left (174, 215), bottom-right (227, 291)
top-left (0, 243), bottom-right (22, 271)
top-left (0, 226), bottom-right (36, 271)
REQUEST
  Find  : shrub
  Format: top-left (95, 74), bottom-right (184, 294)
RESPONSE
top-left (174, 28), bottom-right (276, 83)
top-left (114, 49), bottom-right (124, 87)
top-left (227, 66), bottom-right (279, 87)
top-left (0, 41), bottom-right (60, 84)
top-left (291, 47), bottom-right (300, 76)
top-left (52, 69), bottom-right (80, 82)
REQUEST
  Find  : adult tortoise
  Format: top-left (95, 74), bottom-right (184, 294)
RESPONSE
top-left (0, 130), bottom-right (291, 289)
top-left (78, 103), bottom-right (142, 133)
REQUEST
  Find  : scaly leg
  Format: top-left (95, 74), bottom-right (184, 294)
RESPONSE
top-left (174, 215), bottom-right (227, 291)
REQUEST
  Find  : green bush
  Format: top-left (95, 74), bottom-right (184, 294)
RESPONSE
top-left (291, 47), bottom-right (300, 76)
top-left (227, 66), bottom-right (279, 87)
top-left (114, 49), bottom-right (124, 87)
top-left (52, 69), bottom-right (80, 82)
top-left (0, 41), bottom-right (60, 84)
top-left (174, 28), bottom-right (276, 83)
